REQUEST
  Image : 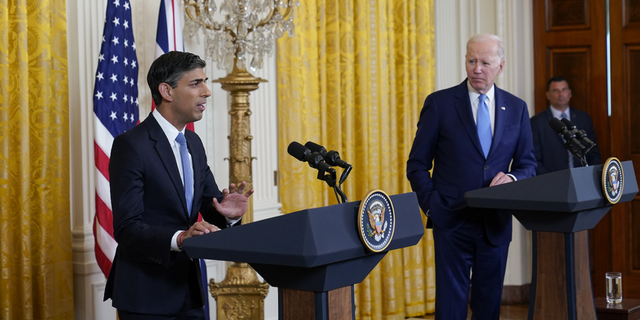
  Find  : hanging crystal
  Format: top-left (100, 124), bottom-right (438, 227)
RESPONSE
top-left (183, 0), bottom-right (299, 73)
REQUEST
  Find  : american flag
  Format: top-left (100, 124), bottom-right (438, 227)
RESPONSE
top-left (93, 0), bottom-right (139, 278)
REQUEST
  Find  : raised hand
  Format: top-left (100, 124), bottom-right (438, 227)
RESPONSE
top-left (212, 181), bottom-right (254, 220)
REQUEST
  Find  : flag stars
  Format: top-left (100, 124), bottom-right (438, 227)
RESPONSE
top-left (131, 60), bottom-right (137, 69)
top-left (124, 58), bottom-right (129, 67)
top-left (124, 39), bottom-right (129, 48)
top-left (124, 1), bottom-right (130, 10)
top-left (96, 72), bottom-right (104, 81)
top-left (113, 0), bottom-right (120, 8)
top-left (123, 94), bottom-right (128, 103)
top-left (123, 113), bottom-right (129, 122)
top-left (111, 55), bottom-right (119, 64)
top-left (112, 17), bottom-right (120, 27)
top-left (98, 54), bottom-right (105, 62)
top-left (123, 76), bottom-right (129, 85)
top-left (111, 36), bottom-right (119, 46)
top-left (110, 92), bottom-right (118, 101)
top-left (130, 96), bottom-right (134, 104)
top-left (95, 91), bottom-right (104, 100)
top-left (110, 111), bottom-right (117, 120)
top-left (132, 42), bottom-right (136, 51)
top-left (123, 20), bottom-right (129, 29)
top-left (110, 73), bottom-right (118, 82)
top-left (135, 98), bottom-right (139, 106)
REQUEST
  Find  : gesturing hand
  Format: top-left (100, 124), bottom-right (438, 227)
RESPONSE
top-left (212, 181), bottom-right (254, 220)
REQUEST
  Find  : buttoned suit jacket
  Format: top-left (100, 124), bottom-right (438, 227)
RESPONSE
top-left (530, 107), bottom-right (601, 175)
top-left (407, 80), bottom-right (537, 246)
top-left (104, 113), bottom-right (229, 315)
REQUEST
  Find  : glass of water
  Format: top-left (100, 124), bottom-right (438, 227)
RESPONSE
top-left (606, 272), bottom-right (622, 304)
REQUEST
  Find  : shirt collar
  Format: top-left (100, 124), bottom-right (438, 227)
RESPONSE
top-left (549, 105), bottom-right (571, 119)
top-left (467, 81), bottom-right (496, 103)
top-left (152, 109), bottom-right (185, 144)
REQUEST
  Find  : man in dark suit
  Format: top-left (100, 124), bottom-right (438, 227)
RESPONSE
top-left (104, 51), bottom-right (253, 319)
top-left (530, 76), bottom-right (601, 174)
top-left (407, 34), bottom-right (536, 320)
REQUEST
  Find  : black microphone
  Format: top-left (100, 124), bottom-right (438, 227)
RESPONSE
top-left (287, 141), bottom-right (335, 173)
top-left (549, 118), bottom-right (585, 150)
top-left (304, 141), bottom-right (352, 169)
top-left (560, 118), bottom-right (595, 146)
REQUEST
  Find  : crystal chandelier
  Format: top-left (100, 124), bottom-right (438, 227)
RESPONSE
top-left (183, 0), bottom-right (298, 73)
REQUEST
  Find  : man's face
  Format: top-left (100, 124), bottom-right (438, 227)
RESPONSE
top-left (167, 68), bottom-right (211, 128)
top-left (546, 80), bottom-right (572, 111)
top-left (465, 40), bottom-right (504, 94)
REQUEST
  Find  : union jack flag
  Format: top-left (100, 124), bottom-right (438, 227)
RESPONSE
top-left (92, 0), bottom-right (138, 278)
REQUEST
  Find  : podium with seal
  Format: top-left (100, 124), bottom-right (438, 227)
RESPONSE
top-left (465, 159), bottom-right (638, 320)
top-left (182, 192), bottom-right (424, 320)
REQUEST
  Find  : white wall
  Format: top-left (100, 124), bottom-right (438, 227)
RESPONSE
top-left (68, 1), bottom-right (533, 319)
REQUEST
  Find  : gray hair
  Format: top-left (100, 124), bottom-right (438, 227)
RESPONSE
top-left (467, 33), bottom-right (505, 61)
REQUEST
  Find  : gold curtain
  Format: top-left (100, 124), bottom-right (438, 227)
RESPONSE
top-left (277, 0), bottom-right (435, 318)
top-left (0, 1), bottom-right (73, 319)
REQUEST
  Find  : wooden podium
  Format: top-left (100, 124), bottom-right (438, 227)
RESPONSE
top-left (465, 161), bottom-right (638, 320)
top-left (183, 192), bottom-right (425, 320)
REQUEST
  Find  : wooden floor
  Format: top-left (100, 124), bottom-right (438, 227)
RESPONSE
top-left (407, 304), bottom-right (529, 320)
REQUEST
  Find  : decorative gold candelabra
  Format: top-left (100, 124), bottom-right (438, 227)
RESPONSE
top-left (183, 1), bottom-right (297, 319)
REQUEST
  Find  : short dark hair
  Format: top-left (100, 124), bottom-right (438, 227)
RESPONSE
top-left (547, 76), bottom-right (569, 91)
top-left (147, 51), bottom-right (207, 106)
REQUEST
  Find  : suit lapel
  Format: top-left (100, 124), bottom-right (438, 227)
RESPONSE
top-left (490, 87), bottom-right (507, 157)
top-left (454, 80), bottom-right (486, 157)
top-left (145, 114), bottom-right (190, 218)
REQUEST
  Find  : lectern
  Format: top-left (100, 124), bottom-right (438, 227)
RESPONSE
top-left (183, 192), bottom-right (425, 320)
top-left (465, 161), bottom-right (638, 320)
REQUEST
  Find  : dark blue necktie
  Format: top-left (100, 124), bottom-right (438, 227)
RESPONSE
top-left (176, 133), bottom-right (193, 216)
top-left (477, 94), bottom-right (492, 158)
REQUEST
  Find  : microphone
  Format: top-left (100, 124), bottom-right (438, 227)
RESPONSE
top-left (287, 141), bottom-right (335, 173)
top-left (549, 118), bottom-right (585, 150)
top-left (560, 118), bottom-right (595, 146)
top-left (304, 141), bottom-right (352, 169)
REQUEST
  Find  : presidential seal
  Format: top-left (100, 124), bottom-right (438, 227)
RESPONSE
top-left (357, 190), bottom-right (395, 252)
top-left (603, 157), bottom-right (624, 204)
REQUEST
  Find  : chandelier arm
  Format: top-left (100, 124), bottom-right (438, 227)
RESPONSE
top-left (254, 8), bottom-right (277, 29)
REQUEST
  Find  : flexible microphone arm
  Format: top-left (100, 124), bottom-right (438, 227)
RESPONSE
top-left (560, 118), bottom-right (596, 156)
top-left (548, 118), bottom-right (589, 167)
top-left (287, 141), bottom-right (337, 188)
top-left (304, 141), bottom-right (352, 203)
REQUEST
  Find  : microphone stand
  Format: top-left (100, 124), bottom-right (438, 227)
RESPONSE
top-left (332, 165), bottom-right (352, 204)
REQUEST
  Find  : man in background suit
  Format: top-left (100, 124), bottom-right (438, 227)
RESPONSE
top-left (530, 76), bottom-right (601, 174)
top-left (105, 51), bottom-right (254, 319)
top-left (407, 34), bottom-right (536, 320)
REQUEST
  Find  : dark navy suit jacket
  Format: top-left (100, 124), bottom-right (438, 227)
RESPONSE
top-left (407, 80), bottom-right (537, 246)
top-left (530, 107), bottom-right (601, 174)
top-left (104, 113), bottom-right (230, 315)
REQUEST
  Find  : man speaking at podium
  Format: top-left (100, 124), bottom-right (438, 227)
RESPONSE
top-left (406, 34), bottom-right (536, 320)
top-left (105, 51), bottom-right (253, 319)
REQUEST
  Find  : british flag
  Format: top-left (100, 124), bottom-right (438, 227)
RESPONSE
top-left (92, 0), bottom-right (138, 278)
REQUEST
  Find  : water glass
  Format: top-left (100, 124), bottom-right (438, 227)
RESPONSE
top-left (606, 272), bottom-right (622, 304)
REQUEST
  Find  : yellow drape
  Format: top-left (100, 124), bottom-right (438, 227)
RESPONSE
top-left (0, 1), bottom-right (73, 319)
top-left (277, 0), bottom-right (435, 318)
